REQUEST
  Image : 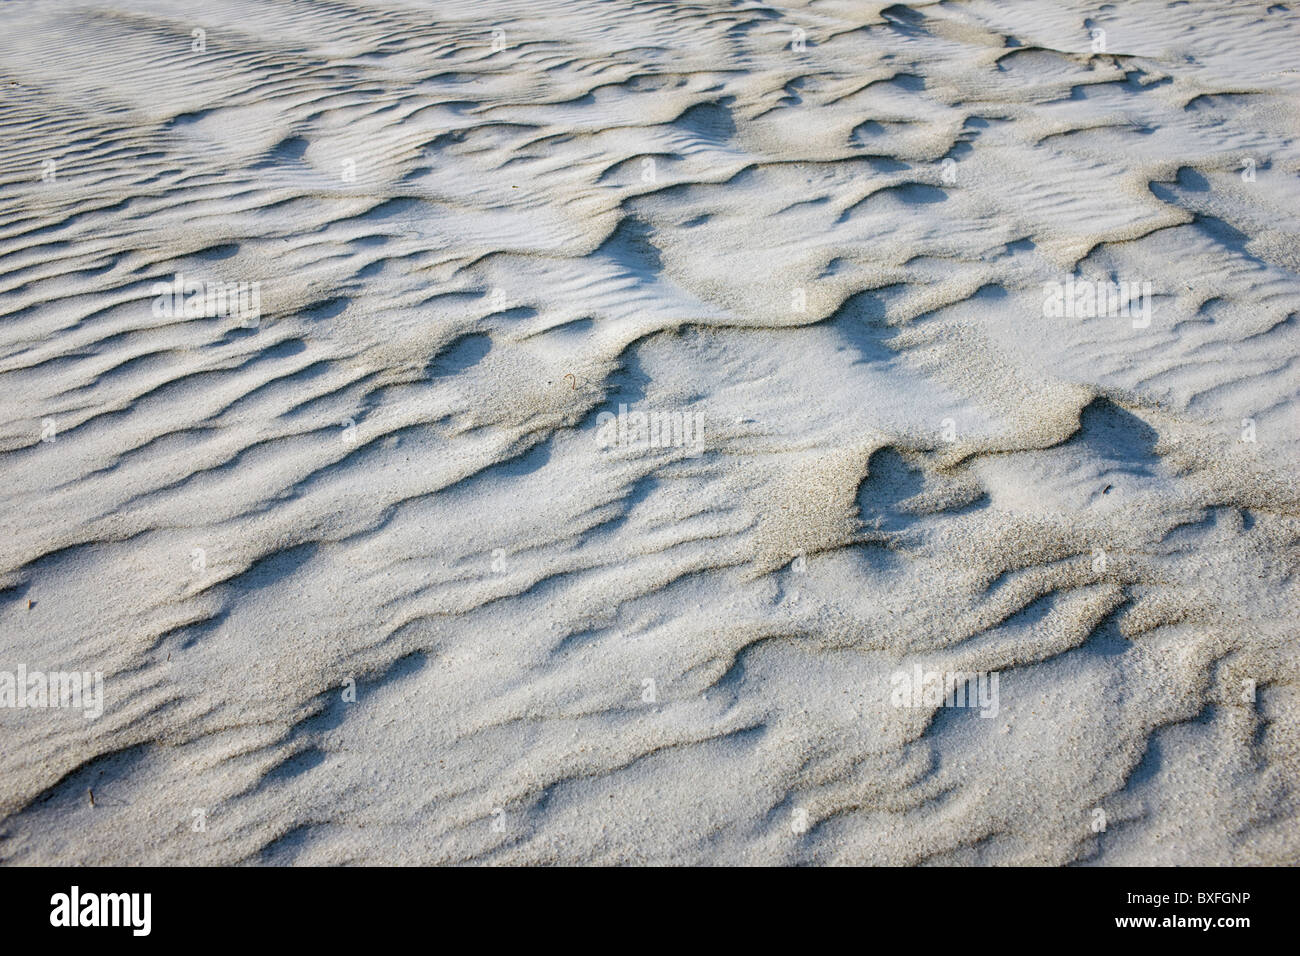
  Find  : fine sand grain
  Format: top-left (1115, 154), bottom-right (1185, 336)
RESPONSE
top-left (0, 0), bottom-right (1297, 865)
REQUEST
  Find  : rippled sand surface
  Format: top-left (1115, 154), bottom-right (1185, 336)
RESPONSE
top-left (1, 0), bottom-right (1297, 865)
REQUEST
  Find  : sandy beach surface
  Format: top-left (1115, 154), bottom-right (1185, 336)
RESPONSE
top-left (0, 0), bottom-right (1297, 865)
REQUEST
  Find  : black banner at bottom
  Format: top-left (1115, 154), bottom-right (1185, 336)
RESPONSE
top-left (0, 865), bottom-right (1282, 942)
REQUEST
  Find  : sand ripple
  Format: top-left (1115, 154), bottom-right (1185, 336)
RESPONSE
top-left (0, 0), bottom-right (1296, 864)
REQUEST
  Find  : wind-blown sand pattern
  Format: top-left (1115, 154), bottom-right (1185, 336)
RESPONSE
top-left (0, 0), bottom-right (1297, 866)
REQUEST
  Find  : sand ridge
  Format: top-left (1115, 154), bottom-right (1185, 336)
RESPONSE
top-left (0, 0), bottom-right (1296, 864)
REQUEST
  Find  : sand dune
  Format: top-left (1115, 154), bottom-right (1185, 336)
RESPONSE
top-left (0, 0), bottom-right (1296, 865)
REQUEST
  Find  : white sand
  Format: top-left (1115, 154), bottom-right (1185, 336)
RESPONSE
top-left (0, 0), bottom-right (1296, 864)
